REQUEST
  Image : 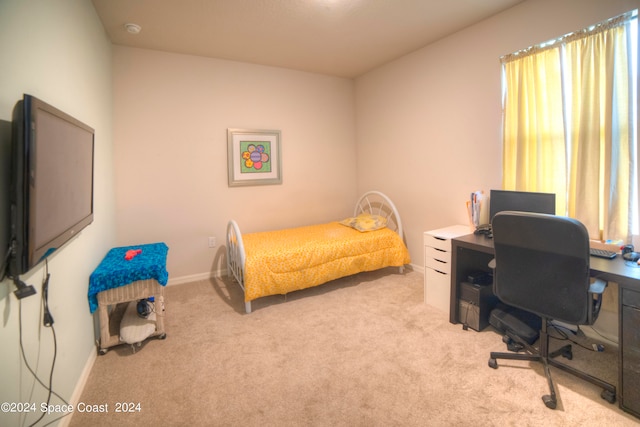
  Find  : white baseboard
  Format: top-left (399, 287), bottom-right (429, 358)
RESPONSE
top-left (167, 268), bottom-right (228, 286)
top-left (410, 263), bottom-right (424, 274)
top-left (59, 346), bottom-right (97, 427)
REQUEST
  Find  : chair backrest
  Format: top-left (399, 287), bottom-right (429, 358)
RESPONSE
top-left (491, 211), bottom-right (593, 325)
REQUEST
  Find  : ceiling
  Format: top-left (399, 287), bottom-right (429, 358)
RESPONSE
top-left (92, 0), bottom-right (525, 78)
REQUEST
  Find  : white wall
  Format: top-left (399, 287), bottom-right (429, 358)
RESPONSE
top-left (355, 0), bottom-right (640, 271)
top-left (0, 1), bottom-right (116, 426)
top-left (112, 47), bottom-right (357, 282)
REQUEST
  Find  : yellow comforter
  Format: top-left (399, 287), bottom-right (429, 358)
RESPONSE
top-left (243, 222), bottom-right (411, 302)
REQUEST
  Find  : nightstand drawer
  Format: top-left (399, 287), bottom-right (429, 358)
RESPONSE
top-left (424, 245), bottom-right (450, 263)
top-left (425, 256), bottom-right (448, 272)
top-left (424, 233), bottom-right (450, 251)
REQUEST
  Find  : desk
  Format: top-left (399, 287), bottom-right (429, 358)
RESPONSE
top-left (450, 233), bottom-right (640, 418)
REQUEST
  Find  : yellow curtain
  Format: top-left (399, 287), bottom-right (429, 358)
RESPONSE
top-left (502, 12), bottom-right (635, 241)
top-left (565, 23), bottom-right (631, 240)
top-left (502, 47), bottom-right (567, 216)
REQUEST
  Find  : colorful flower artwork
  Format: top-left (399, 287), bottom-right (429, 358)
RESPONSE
top-left (240, 141), bottom-right (271, 173)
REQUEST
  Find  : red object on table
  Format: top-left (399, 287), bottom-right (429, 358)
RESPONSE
top-left (124, 249), bottom-right (142, 260)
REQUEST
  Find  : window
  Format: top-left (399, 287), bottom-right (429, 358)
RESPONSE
top-left (501, 10), bottom-right (638, 243)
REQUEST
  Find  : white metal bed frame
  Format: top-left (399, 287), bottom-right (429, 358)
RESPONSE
top-left (226, 191), bottom-right (406, 314)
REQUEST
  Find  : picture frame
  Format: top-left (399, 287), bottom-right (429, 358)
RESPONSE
top-left (227, 128), bottom-right (282, 187)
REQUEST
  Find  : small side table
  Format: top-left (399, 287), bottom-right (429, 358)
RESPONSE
top-left (89, 243), bottom-right (169, 354)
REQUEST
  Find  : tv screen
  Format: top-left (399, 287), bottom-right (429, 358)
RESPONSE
top-left (9, 94), bottom-right (94, 276)
top-left (489, 190), bottom-right (556, 222)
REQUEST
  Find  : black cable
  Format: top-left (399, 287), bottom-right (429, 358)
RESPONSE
top-left (16, 264), bottom-right (71, 427)
top-left (18, 302), bottom-right (56, 426)
top-left (41, 262), bottom-right (53, 327)
top-left (36, 324), bottom-right (72, 427)
top-left (461, 301), bottom-right (479, 331)
top-left (136, 298), bottom-right (157, 318)
top-left (583, 324), bottom-right (618, 346)
top-left (461, 302), bottom-right (469, 330)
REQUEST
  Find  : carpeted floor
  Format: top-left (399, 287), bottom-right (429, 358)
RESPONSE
top-left (68, 268), bottom-right (638, 426)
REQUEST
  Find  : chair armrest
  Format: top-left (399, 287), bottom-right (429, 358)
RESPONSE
top-left (587, 279), bottom-right (607, 325)
top-left (589, 279), bottom-right (607, 295)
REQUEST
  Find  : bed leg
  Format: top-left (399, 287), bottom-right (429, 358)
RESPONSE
top-left (399, 266), bottom-right (404, 274)
top-left (245, 301), bottom-right (252, 314)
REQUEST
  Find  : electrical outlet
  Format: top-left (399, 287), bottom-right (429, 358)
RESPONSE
top-left (208, 236), bottom-right (216, 248)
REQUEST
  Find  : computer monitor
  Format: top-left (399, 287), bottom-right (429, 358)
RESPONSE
top-left (489, 190), bottom-right (556, 222)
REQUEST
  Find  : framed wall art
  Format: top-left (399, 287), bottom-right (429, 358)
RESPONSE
top-left (227, 128), bottom-right (282, 187)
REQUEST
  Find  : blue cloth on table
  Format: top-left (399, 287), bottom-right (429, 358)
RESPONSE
top-left (88, 242), bottom-right (169, 313)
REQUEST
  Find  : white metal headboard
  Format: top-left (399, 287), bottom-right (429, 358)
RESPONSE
top-left (354, 190), bottom-right (404, 239)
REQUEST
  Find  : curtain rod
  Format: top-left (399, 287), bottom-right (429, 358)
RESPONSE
top-left (500, 9), bottom-right (637, 64)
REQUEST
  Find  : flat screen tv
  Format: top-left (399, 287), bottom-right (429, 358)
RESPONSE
top-left (489, 189), bottom-right (556, 222)
top-left (8, 94), bottom-right (94, 276)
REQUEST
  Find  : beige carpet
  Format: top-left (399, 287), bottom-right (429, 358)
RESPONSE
top-left (69, 269), bottom-right (638, 426)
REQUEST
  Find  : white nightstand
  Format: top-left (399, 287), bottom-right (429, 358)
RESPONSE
top-left (424, 225), bottom-right (470, 315)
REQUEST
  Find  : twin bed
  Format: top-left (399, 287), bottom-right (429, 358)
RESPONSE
top-left (226, 191), bottom-right (411, 313)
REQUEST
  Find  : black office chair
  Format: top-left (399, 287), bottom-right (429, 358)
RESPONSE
top-left (488, 211), bottom-right (616, 409)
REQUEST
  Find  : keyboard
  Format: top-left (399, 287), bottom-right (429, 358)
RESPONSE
top-left (590, 248), bottom-right (617, 259)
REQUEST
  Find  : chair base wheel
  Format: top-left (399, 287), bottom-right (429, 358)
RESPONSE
top-left (542, 394), bottom-right (557, 409)
top-left (561, 349), bottom-right (573, 360)
top-left (601, 389), bottom-right (616, 404)
top-left (488, 358), bottom-right (498, 369)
